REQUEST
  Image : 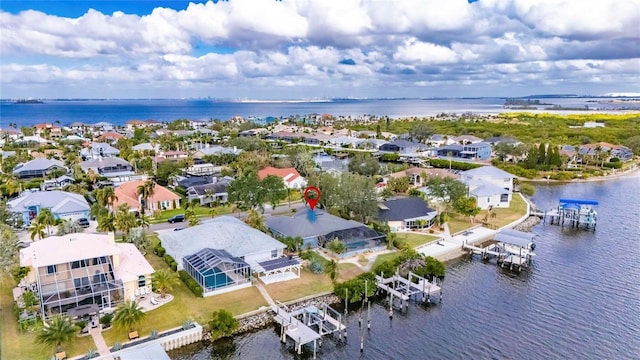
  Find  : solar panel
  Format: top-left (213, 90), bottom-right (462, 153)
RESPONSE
top-left (259, 257), bottom-right (300, 272)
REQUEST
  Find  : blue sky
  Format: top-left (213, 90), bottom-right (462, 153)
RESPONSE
top-left (1, 0), bottom-right (639, 99)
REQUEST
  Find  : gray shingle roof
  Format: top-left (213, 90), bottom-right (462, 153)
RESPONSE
top-left (377, 197), bottom-right (436, 221)
top-left (469, 183), bottom-right (509, 196)
top-left (266, 210), bottom-right (366, 238)
top-left (13, 159), bottom-right (65, 174)
top-left (188, 180), bottom-right (230, 196)
top-left (8, 190), bottom-right (89, 214)
top-left (159, 216), bottom-right (285, 262)
top-left (80, 157), bottom-right (131, 169)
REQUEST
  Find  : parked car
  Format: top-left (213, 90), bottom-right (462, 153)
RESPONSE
top-left (77, 218), bottom-right (90, 228)
top-left (167, 214), bottom-right (185, 223)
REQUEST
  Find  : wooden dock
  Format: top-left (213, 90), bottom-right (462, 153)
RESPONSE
top-left (272, 302), bottom-right (345, 358)
top-left (462, 228), bottom-right (537, 271)
top-left (375, 271), bottom-right (442, 312)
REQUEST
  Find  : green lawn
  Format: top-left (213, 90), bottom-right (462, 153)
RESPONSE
top-left (336, 263), bottom-right (364, 282)
top-left (447, 194), bottom-right (528, 234)
top-left (447, 216), bottom-right (476, 235)
top-left (103, 250), bottom-right (267, 346)
top-left (370, 252), bottom-right (401, 272)
top-left (263, 268), bottom-right (333, 303)
top-left (398, 233), bottom-right (439, 248)
top-left (0, 278), bottom-right (97, 360)
top-left (152, 205), bottom-right (235, 222)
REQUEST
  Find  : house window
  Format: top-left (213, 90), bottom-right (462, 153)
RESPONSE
top-left (47, 265), bottom-right (57, 274)
top-left (500, 194), bottom-right (509, 202)
top-left (488, 197), bottom-right (491, 203)
top-left (271, 250), bottom-right (278, 258)
top-left (72, 260), bottom-right (88, 269)
top-left (138, 275), bottom-right (146, 288)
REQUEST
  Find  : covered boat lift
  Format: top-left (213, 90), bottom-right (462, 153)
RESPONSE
top-left (463, 228), bottom-right (537, 271)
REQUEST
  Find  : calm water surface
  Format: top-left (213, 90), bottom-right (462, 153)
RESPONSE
top-left (1, 98), bottom-right (638, 127)
top-left (170, 174), bottom-right (640, 360)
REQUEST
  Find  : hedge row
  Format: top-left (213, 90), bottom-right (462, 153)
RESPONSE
top-left (164, 254), bottom-right (177, 271)
top-left (428, 158), bottom-right (483, 171)
top-left (178, 270), bottom-right (203, 297)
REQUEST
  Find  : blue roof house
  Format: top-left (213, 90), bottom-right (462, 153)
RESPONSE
top-left (8, 190), bottom-right (90, 226)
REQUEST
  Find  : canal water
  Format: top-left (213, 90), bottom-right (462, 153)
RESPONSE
top-left (170, 174), bottom-right (640, 359)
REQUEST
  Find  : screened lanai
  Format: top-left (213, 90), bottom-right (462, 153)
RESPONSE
top-left (183, 248), bottom-right (252, 296)
top-left (318, 226), bottom-right (387, 253)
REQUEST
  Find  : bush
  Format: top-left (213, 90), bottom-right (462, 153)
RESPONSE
top-left (549, 171), bottom-right (577, 180)
top-left (309, 259), bottom-right (325, 274)
top-left (100, 313), bottom-right (113, 326)
top-left (170, 261), bottom-right (178, 271)
top-left (155, 246), bottom-right (166, 257)
top-left (178, 270), bottom-right (203, 297)
top-left (519, 183), bottom-right (536, 196)
top-left (163, 254), bottom-right (176, 269)
top-left (209, 310), bottom-right (238, 338)
top-left (602, 161), bottom-right (622, 169)
top-left (428, 158), bottom-right (482, 171)
top-left (380, 153), bottom-right (400, 162)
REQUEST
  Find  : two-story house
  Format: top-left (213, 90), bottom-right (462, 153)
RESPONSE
top-left (18, 233), bottom-right (154, 319)
top-left (460, 166), bottom-right (516, 209)
top-left (80, 157), bottom-right (135, 182)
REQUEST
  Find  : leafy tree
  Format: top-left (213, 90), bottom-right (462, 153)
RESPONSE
top-left (261, 175), bottom-right (287, 210)
top-left (208, 310), bottom-right (238, 338)
top-left (36, 315), bottom-right (76, 353)
top-left (0, 224), bottom-right (20, 271)
top-left (327, 238), bottom-right (346, 254)
top-left (453, 196), bottom-right (481, 223)
top-left (245, 208), bottom-right (267, 232)
top-left (409, 121), bottom-right (434, 143)
top-left (56, 219), bottom-right (83, 235)
top-left (423, 177), bottom-right (467, 206)
top-left (227, 172), bottom-right (262, 211)
top-left (348, 154), bottom-right (380, 176)
top-left (151, 269), bottom-right (179, 298)
top-left (155, 160), bottom-right (182, 184)
top-left (113, 300), bottom-right (146, 332)
top-left (624, 135), bottom-right (640, 155)
top-left (387, 176), bottom-right (411, 194)
top-left (126, 227), bottom-right (150, 252)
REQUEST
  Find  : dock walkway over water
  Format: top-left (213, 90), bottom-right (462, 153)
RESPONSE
top-left (271, 301), bottom-right (345, 358)
top-left (375, 271), bottom-right (442, 313)
top-left (463, 228), bottom-right (536, 271)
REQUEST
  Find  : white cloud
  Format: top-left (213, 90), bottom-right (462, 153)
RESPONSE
top-left (0, 0), bottom-right (638, 98)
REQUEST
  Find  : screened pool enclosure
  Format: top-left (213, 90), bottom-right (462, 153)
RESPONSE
top-left (183, 248), bottom-right (251, 295)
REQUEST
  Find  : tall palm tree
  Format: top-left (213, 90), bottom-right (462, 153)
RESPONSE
top-left (29, 221), bottom-right (46, 241)
top-left (97, 186), bottom-right (118, 212)
top-left (36, 315), bottom-right (76, 354)
top-left (36, 208), bottom-right (56, 235)
top-left (115, 204), bottom-right (137, 238)
top-left (113, 300), bottom-right (146, 333)
top-left (136, 179), bottom-right (155, 215)
top-left (86, 168), bottom-right (98, 185)
top-left (136, 215), bottom-right (151, 230)
top-left (151, 269), bottom-right (179, 298)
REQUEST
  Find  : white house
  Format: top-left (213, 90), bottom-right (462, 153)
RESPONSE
top-left (159, 217), bottom-right (297, 294)
top-left (460, 166), bottom-right (516, 209)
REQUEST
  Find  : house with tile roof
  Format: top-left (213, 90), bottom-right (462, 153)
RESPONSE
top-left (258, 167), bottom-right (307, 189)
top-left (18, 233), bottom-right (154, 319)
top-left (94, 131), bottom-right (125, 143)
top-left (8, 190), bottom-right (90, 225)
top-left (114, 180), bottom-right (181, 213)
top-left (32, 123), bottom-right (62, 139)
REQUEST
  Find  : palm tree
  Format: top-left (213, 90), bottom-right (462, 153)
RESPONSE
top-left (29, 222), bottom-right (46, 241)
top-left (86, 168), bottom-right (98, 186)
top-left (113, 300), bottom-right (145, 333)
top-left (136, 180), bottom-right (155, 215)
top-left (325, 259), bottom-right (338, 283)
top-left (151, 269), bottom-right (179, 298)
top-left (136, 215), bottom-right (151, 230)
top-left (36, 315), bottom-right (76, 354)
top-left (89, 202), bottom-right (108, 221)
top-left (36, 208), bottom-right (56, 235)
top-left (115, 204), bottom-right (137, 238)
top-left (97, 186), bottom-right (118, 212)
top-left (97, 213), bottom-right (116, 234)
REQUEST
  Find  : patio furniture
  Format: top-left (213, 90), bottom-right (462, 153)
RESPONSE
top-left (55, 351), bottom-right (67, 360)
top-left (150, 297), bottom-right (158, 305)
top-left (128, 331), bottom-right (139, 340)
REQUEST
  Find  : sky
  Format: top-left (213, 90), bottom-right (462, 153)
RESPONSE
top-left (1, 0), bottom-right (639, 99)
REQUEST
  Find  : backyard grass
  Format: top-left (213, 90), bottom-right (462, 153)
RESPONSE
top-left (370, 252), bottom-right (401, 272)
top-left (103, 251), bottom-right (267, 346)
top-left (447, 216), bottom-right (476, 235)
top-left (0, 278), bottom-right (97, 360)
top-left (398, 233), bottom-right (440, 248)
top-left (337, 263), bottom-right (364, 282)
top-left (447, 194), bottom-right (528, 234)
top-left (263, 268), bottom-right (333, 303)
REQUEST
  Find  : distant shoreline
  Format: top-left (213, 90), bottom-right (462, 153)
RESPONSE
top-left (521, 164), bottom-right (640, 184)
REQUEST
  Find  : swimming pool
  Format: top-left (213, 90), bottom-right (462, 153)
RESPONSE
top-left (202, 268), bottom-right (233, 289)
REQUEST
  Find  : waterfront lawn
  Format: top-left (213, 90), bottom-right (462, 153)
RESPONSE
top-left (263, 268), bottom-right (333, 303)
top-left (399, 233), bottom-right (440, 248)
top-left (0, 277), bottom-right (96, 360)
top-left (337, 263), bottom-right (364, 282)
top-left (371, 252), bottom-right (401, 271)
top-left (489, 194), bottom-right (528, 228)
top-left (447, 217), bottom-right (476, 235)
top-left (102, 249), bottom-right (268, 346)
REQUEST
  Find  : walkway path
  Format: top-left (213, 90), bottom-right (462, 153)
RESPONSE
top-left (89, 326), bottom-right (110, 356)
top-left (255, 282), bottom-right (276, 307)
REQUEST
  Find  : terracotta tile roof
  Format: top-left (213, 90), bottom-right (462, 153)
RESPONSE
top-left (114, 180), bottom-right (180, 210)
top-left (33, 123), bottom-right (61, 129)
top-left (96, 132), bottom-right (124, 140)
top-left (258, 167), bottom-right (301, 185)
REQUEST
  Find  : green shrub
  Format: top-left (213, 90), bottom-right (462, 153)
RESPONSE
top-left (155, 246), bottom-right (166, 257)
top-left (428, 158), bottom-right (482, 171)
top-left (163, 254), bottom-right (175, 266)
top-left (549, 171), bottom-right (577, 180)
top-left (309, 259), bottom-right (325, 274)
top-left (170, 261), bottom-right (178, 272)
top-left (178, 270), bottom-right (203, 297)
top-left (602, 161), bottom-right (622, 169)
top-left (519, 183), bottom-right (536, 196)
top-left (609, 157), bottom-right (620, 163)
top-left (380, 153), bottom-right (400, 162)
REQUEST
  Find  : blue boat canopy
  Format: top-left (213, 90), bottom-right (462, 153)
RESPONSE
top-left (559, 198), bottom-right (599, 205)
